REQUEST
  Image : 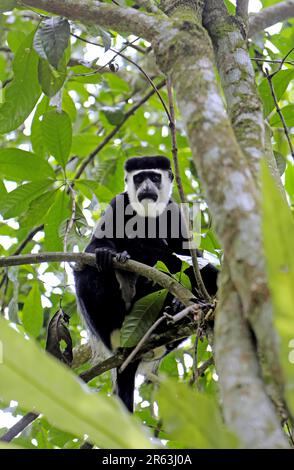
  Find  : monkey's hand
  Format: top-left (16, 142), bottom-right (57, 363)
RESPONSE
top-left (115, 250), bottom-right (130, 264)
top-left (95, 247), bottom-right (116, 272)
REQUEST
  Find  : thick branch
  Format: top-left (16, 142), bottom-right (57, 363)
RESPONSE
top-left (249, 1), bottom-right (294, 36)
top-left (203, 0), bottom-right (286, 415)
top-left (18, 0), bottom-right (168, 42)
top-left (0, 252), bottom-right (195, 306)
top-left (154, 0), bottom-right (287, 447)
top-left (204, 1), bottom-right (266, 179)
top-left (215, 265), bottom-right (288, 448)
top-left (236, 0), bottom-right (249, 21)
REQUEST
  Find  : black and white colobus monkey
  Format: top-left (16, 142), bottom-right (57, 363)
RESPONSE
top-left (74, 156), bottom-right (218, 411)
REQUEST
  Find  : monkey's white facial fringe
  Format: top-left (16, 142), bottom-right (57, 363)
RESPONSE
top-left (126, 169), bottom-right (173, 218)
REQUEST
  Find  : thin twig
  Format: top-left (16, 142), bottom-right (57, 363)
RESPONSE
top-left (191, 333), bottom-right (200, 386)
top-left (285, 421), bottom-right (294, 447)
top-left (63, 184), bottom-right (76, 253)
top-left (0, 412), bottom-right (39, 443)
top-left (269, 46), bottom-right (294, 78)
top-left (119, 305), bottom-right (198, 373)
top-left (166, 76), bottom-right (211, 302)
top-left (265, 69), bottom-right (294, 160)
top-left (71, 33), bottom-right (171, 122)
top-left (119, 316), bottom-right (167, 373)
top-left (73, 80), bottom-right (166, 180)
top-left (196, 356), bottom-right (214, 377)
top-left (250, 57), bottom-right (294, 67)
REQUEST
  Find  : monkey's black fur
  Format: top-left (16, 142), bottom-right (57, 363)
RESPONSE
top-left (74, 156), bottom-right (218, 412)
top-left (125, 155), bottom-right (173, 173)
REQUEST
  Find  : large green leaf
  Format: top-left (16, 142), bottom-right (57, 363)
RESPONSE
top-left (20, 189), bottom-right (57, 227)
top-left (0, 317), bottom-right (152, 449)
top-left (42, 110), bottom-right (72, 168)
top-left (157, 378), bottom-right (238, 449)
top-left (33, 18), bottom-right (70, 69)
top-left (121, 290), bottom-right (167, 347)
top-left (258, 69), bottom-right (294, 117)
top-left (0, 179), bottom-right (53, 219)
top-left (31, 96), bottom-right (50, 158)
top-left (261, 163), bottom-right (294, 414)
top-left (270, 105), bottom-right (294, 128)
top-left (0, 32), bottom-right (41, 134)
top-left (75, 180), bottom-right (113, 203)
top-left (22, 282), bottom-right (43, 338)
top-left (6, 30), bottom-right (26, 53)
top-left (62, 90), bottom-right (77, 122)
top-left (0, 148), bottom-right (55, 181)
top-left (71, 134), bottom-right (101, 157)
top-left (38, 56), bottom-right (67, 97)
top-left (44, 189), bottom-right (70, 251)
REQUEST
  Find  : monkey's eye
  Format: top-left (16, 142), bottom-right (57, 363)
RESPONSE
top-left (134, 174), bottom-right (145, 185)
top-left (150, 173), bottom-right (161, 184)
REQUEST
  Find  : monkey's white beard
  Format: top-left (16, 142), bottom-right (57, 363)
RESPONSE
top-left (126, 170), bottom-right (172, 218)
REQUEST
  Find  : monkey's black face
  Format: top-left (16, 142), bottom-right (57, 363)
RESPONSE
top-left (133, 171), bottom-right (162, 202)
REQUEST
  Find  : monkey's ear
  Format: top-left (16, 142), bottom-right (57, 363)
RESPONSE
top-left (169, 170), bottom-right (174, 181)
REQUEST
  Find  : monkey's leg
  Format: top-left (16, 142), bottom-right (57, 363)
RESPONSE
top-left (116, 360), bottom-right (140, 412)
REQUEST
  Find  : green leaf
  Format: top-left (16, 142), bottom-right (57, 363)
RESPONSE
top-left (31, 95), bottom-right (50, 158)
top-left (270, 105), bottom-right (294, 128)
top-left (121, 290), bottom-right (167, 347)
top-left (75, 180), bottom-right (113, 203)
top-left (33, 18), bottom-right (70, 69)
top-left (0, 148), bottom-right (55, 181)
top-left (0, 0), bottom-right (16, 12)
top-left (71, 133), bottom-right (101, 157)
top-left (0, 442), bottom-right (22, 449)
top-left (261, 162), bottom-right (294, 414)
top-left (157, 378), bottom-right (238, 449)
top-left (258, 69), bottom-right (294, 117)
top-left (20, 190), bottom-right (57, 227)
top-left (101, 106), bottom-right (125, 126)
top-left (42, 110), bottom-right (72, 168)
top-left (0, 180), bottom-right (53, 219)
top-left (38, 56), bottom-right (67, 97)
top-left (0, 32), bottom-right (41, 134)
top-left (68, 65), bottom-right (102, 84)
top-left (22, 282), bottom-right (43, 338)
top-left (62, 90), bottom-right (77, 122)
top-left (0, 317), bottom-right (152, 449)
top-left (6, 30), bottom-right (26, 53)
top-left (97, 27), bottom-right (112, 52)
top-left (44, 190), bottom-right (70, 251)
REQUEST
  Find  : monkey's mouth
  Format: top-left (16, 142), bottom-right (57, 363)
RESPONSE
top-left (138, 192), bottom-right (158, 202)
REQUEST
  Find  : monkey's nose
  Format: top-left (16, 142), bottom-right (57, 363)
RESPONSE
top-left (138, 191), bottom-right (158, 202)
